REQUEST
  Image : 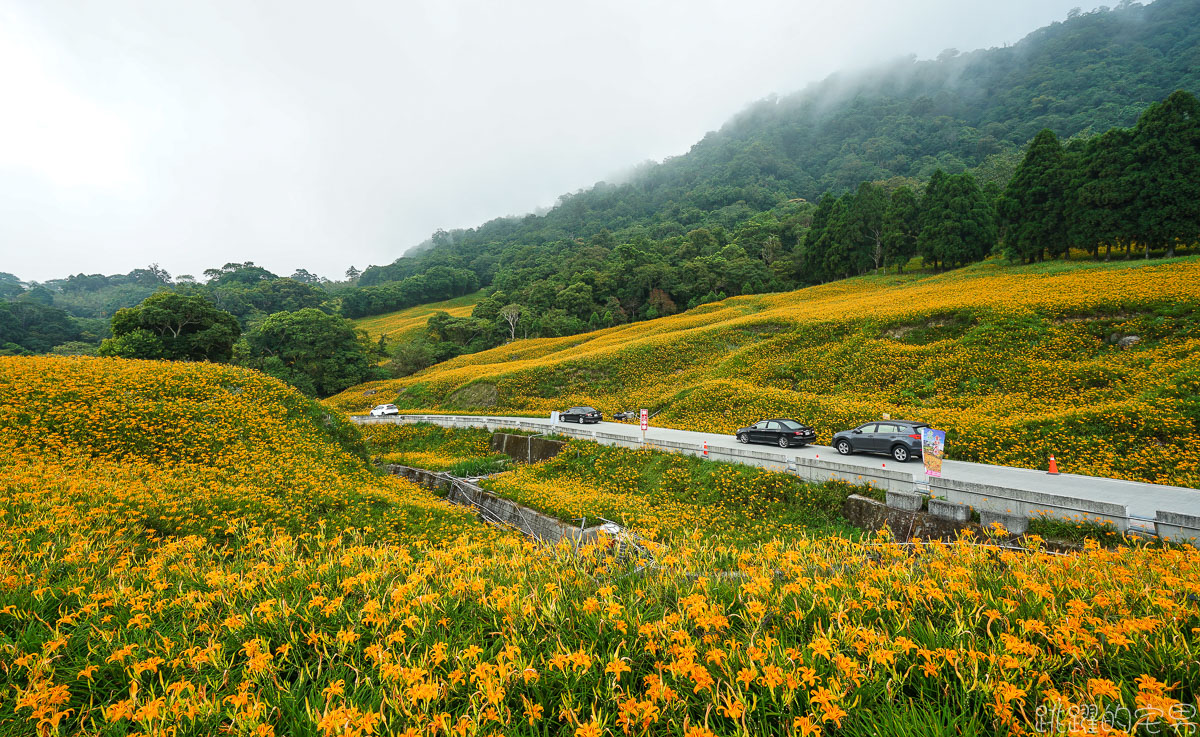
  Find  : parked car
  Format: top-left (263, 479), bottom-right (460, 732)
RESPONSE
top-left (559, 406), bottom-right (603, 424)
top-left (369, 403), bottom-right (400, 417)
top-left (735, 418), bottom-right (817, 448)
top-left (612, 410), bottom-right (638, 421)
top-left (832, 420), bottom-right (929, 462)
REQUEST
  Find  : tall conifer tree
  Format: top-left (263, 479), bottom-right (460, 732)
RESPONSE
top-left (1132, 90), bottom-right (1200, 258)
top-left (998, 129), bottom-right (1069, 262)
top-left (882, 186), bottom-right (921, 271)
top-left (1071, 127), bottom-right (1139, 259)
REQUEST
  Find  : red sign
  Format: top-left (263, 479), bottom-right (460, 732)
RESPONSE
top-left (640, 409), bottom-right (648, 431)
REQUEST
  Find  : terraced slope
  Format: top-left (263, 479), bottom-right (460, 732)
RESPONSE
top-left (329, 257), bottom-right (1200, 487)
top-left (351, 290), bottom-right (483, 342)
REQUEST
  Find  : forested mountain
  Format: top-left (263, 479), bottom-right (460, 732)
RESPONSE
top-left (355, 0), bottom-right (1199, 304)
top-left (7, 0), bottom-right (1199, 393)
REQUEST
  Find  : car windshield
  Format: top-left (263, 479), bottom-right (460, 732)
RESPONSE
top-left (778, 420), bottom-right (803, 430)
top-left (578, 407), bottom-right (597, 412)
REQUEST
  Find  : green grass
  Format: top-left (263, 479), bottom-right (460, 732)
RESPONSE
top-left (360, 422), bottom-right (499, 472)
top-left (447, 454), bottom-right (510, 477)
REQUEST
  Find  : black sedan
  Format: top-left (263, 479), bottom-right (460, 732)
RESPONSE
top-left (559, 406), bottom-right (603, 424)
top-left (735, 418), bottom-right (817, 448)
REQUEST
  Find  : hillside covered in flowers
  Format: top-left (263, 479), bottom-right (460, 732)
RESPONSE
top-left (2, 356), bottom-right (1199, 735)
top-left (330, 257), bottom-right (1200, 488)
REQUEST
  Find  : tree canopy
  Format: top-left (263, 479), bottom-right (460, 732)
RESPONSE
top-left (998, 129), bottom-right (1069, 262)
top-left (349, 0), bottom-right (1199, 318)
top-left (100, 292), bottom-right (240, 362)
top-left (238, 309), bottom-right (377, 398)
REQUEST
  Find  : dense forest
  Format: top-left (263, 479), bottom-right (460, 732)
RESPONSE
top-left (379, 89), bottom-right (1199, 376)
top-left (0, 263), bottom-right (388, 398)
top-left (347, 0), bottom-right (1199, 317)
top-left (0, 264), bottom-right (346, 355)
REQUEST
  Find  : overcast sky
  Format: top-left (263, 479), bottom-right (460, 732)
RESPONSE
top-left (2, 0), bottom-right (1108, 283)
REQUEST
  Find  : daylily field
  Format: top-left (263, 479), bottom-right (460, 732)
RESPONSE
top-left (352, 292), bottom-right (484, 344)
top-left (330, 258), bottom-right (1200, 488)
top-left (1, 355), bottom-right (1198, 736)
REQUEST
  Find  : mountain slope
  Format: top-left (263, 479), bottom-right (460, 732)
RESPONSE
top-left (352, 290), bottom-right (483, 343)
top-left (328, 256), bottom-right (1200, 488)
top-left (0, 355), bottom-right (482, 543)
top-left (360, 0), bottom-right (1200, 290)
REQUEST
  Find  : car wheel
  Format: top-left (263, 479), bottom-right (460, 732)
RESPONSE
top-left (737, 433), bottom-right (748, 444)
top-left (891, 445), bottom-right (909, 463)
top-left (777, 436), bottom-right (790, 448)
top-left (836, 439), bottom-right (853, 455)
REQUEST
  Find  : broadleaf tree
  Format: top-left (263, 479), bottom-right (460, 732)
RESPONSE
top-left (237, 308), bottom-right (377, 398)
top-left (100, 292), bottom-right (240, 362)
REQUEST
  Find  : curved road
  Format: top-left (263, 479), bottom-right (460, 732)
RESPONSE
top-left (355, 414), bottom-right (1200, 535)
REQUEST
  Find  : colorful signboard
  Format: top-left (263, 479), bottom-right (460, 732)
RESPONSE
top-left (921, 427), bottom-right (946, 478)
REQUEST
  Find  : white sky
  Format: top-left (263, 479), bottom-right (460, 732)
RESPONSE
top-left (1, 0), bottom-right (1107, 283)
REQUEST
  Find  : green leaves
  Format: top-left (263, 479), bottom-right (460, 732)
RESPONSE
top-left (919, 170), bottom-right (996, 269)
top-left (1131, 90), bottom-right (1200, 256)
top-left (100, 292), bottom-right (240, 362)
top-left (239, 309), bottom-right (377, 398)
top-left (998, 129), bottom-right (1070, 263)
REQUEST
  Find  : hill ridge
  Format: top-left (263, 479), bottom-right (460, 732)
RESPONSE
top-left (328, 256), bottom-right (1200, 489)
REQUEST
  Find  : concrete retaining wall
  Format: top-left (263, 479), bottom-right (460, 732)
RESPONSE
top-left (928, 476), bottom-right (1130, 532)
top-left (386, 463), bottom-right (611, 544)
top-left (490, 433), bottom-right (567, 463)
top-left (357, 414), bottom-right (1193, 544)
top-left (1155, 510), bottom-right (1200, 545)
top-left (843, 494), bottom-right (977, 541)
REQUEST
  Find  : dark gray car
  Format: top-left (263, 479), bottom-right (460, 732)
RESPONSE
top-left (832, 420), bottom-right (928, 462)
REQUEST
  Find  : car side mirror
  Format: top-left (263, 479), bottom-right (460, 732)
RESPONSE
top-left (852, 429), bottom-right (862, 434)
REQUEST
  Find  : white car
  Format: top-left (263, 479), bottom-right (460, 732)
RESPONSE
top-left (369, 404), bottom-right (400, 417)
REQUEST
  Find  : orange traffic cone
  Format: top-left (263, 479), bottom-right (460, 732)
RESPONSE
top-left (703, 440), bottom-right (709, 458)
top-left (1047, 455), bottom-right (1060, 475)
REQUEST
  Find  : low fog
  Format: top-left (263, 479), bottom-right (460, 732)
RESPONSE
top-left (1, 0), bottom-right (1108, 282)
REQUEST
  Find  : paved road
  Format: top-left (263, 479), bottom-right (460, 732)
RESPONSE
top-left (358, 414), bottom-right (1200, 526)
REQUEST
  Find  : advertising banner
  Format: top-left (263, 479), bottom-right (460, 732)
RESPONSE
top-left (921, 427), bottom-right (946, 478)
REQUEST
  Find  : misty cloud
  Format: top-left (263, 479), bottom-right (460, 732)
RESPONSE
top-left (1, 0), bottom-right (1108, 282)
